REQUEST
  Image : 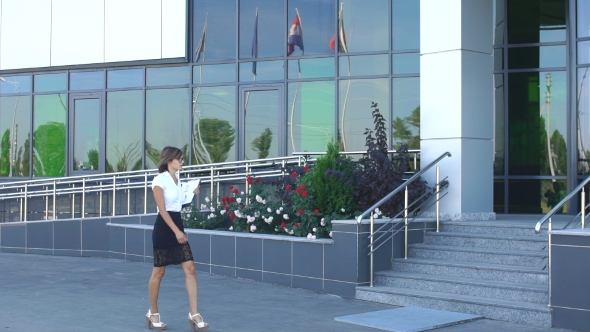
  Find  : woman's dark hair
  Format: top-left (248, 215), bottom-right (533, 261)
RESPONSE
top-left (157, 146), bottom-right (183, 173)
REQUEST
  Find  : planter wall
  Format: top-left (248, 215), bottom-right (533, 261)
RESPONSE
top-left (0, 215), bottom-right (434, 298)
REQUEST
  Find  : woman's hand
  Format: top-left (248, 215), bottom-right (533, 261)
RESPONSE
top-left (175, 231), bottom-right (188, 244)
top-left (193, 187), bottom-right (200, 195)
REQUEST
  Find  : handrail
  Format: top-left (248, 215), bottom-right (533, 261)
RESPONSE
top-left (535, 174), bottom-right (590, 234)
top-left (357, 151), bottom-right (451, 224)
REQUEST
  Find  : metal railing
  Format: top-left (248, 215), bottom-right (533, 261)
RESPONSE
top-left (356, 151), bottom-right (452, 287)
top-left (0, 156), bottom-right (309, 222)
top-left (293, 149), bottom-right (420, 171)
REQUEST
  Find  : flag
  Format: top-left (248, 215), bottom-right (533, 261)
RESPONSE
top-left (329, 4), bottom-right (348, 53)
top-left (194, 14), bottom-right (208, 62)
top-left (287, 12), bottom-right (304, 56)
top-left (251, 9), bottom-right (259, 75)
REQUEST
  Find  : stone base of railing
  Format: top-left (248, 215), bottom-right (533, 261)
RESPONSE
top-left (419, 212), bottom-right (496, 221)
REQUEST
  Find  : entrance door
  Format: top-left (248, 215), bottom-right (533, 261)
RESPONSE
top-left (240, 85), bottom-right (284, 160)
top-left (69, 94), bottom-right (104, 174)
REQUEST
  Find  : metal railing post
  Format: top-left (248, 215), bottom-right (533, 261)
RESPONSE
top-left (99, 181), bottom-right (103, 217)
top-left (23, 184), bottom-right (28, 222)
top-left (127, 179), bottom-right (131, 215)
top-left (19, 188), bottom-right (23, 221)
top-left (436, 166), bottom-right (440, 232)
top-left (582, 187), bottom-right (586, 229)
top-left (548, 217), bottom-right (552, 307)
top-left (112, 175), bottom-right (116, 216)
top-left (370, 212), bottom-right (374, 287)
top-left (144, 173), bottom-right (148, 214)
top-left (45, 186), bottom-right (48, 220)
top-left (404, 186), bottom-right (409, 259)
top-left (82, 178), bottom-right (86, 218)
top-left (245, 164), bottom-right (250, 197)
top-left (53, 181), bottom-right (56, 220)
top-left (210, 166), bottom-right (214, 202)
top-left (71, 184), bottom-right (75, 219)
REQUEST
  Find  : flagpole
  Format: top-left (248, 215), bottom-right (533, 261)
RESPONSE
top-left (245, 8), bottom-right (259, 116)
top-left (290, 9), bottom-right (303, 152)
top-left (338, 3), bottom-right (351, 151)
top-left (193, 13), bottom-right (212, 164)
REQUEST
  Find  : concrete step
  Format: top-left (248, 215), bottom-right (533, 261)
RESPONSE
top-left (409, 244), bottom-right (548, 268)
top-left (391, 258), bottom-right (548, 285)
top-left (374, 270), bottom-right (548, 304)
top-left (439, 221), bottom-right (548, 236)
top-left (356, 286), bottom-right (551, 327)
top-left (423, 232), bottom-right (547, 251)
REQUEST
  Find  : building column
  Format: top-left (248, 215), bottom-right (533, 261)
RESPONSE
top-left (420, 0), bottom-right (495, 221)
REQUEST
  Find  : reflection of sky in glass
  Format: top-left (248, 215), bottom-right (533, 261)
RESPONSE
top-left (70, 71), bottom-right (105, 91)
top-left (508, 46), bottom-right (566, 69)
top-left (34, 73), bottom-right (67, 92)
top-left (194, 0), bottom-right (236, 62)
top-left (239, 61), bottom-right (284, 81)
top-left (578, 0), bottom-right (590, 38)
top-left (288, 81), bottom-right (335, 153)
top-left (239, 0), bottom-right (284, 59)
top-left (146, 66), bottom-right (191, 86)
top-left (392, 53), bottom-right (420, 74)
top-left (578, 67), bottom-right (590, 173)
top-left (339, 0), bottom-right (389, 52)
top-left (392, 0), bottom-right (420, 50)
top-left (288, 58), bottom-right (334, 79)
top-left (107, 69), bottom-right (144, 89)
top-left (339, 78), bottom-right (389, 152)
top-left (107, 91), bottom-right (143, 172)
top-left (539, 71), bottom-right (567, 141)
top-left (193, 64), bottom-right (236, 84)
top-left (73, 99), bottom-right (100, 169)
top-left (579, 41), bottom-right (590, 65)
top-left (339, 54), bottom-right (389, 76)
top-left (245, 90), bottom-right (279, 160)
top-left (288, 0), bottom-right (335, 56)
top-left (0, 76), bottom-right (32, 94)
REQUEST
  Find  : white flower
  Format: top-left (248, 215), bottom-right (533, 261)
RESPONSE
top-left (289, 230), bottom-right (294, 235)
top-left (220, 210), bottom-right (226, 215)
top-left (200, 204), bottom-right (207, 209)
top-left (229, 226), bottom-right (233, 230)
top-left (320, 218), bottom-right (326, 226)
top-left (209, 213), bottom-right (216, 218)
top-left (247, 215), bottom-right (256, 223)
top-left (236, 198), bottom-right (242, 204)
top-left (274, 227), bottom-right (278, 232)
top-left (234, 210), bottom-right (243, 218)
top-left (210, 206), bottom-right (215, 212)
top-left (280, 207), bottom-right (284, 211)
top-left (307, 233), bottom-right (313, 239)
top-left (250, 225), bottom-right (257, 232)
top-left (283, 214), bottom-right (289, 220)
top-left (329, 231), bottom-right (333, 238)
top-left (264, 217), bottom-right (272, 224)
top-left (256, 195), bottom-right (262, 202)
top-left (241, 191), bottom-right (245, 195)
top-left (312, 235), bottom-right (316, 240)
top-left (374, 208), bottom-right (382, 216)
top-left (341, 208), bottom-right (345, 212)
top-left (267, 207), bottom-right (272, 213)
top-left (312, 228), bottom-right (316, 232)
top-left (205, 197), bottom-right (210, 202)
top-left (276, 209), bottom-right (281, 214)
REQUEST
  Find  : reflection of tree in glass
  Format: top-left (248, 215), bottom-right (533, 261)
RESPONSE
top-left (0, 129), bottom-right (10, 176)
top-left (15, 135), bottom-right (30, 176)
top-left (193, 118), bottom-right (235, 164)
top-left (107, 141), bottom-right (142, 172)
top-left (87, 149), bottom-right (99, 170)
top-left (33, 122), bottom-right (66, 176)
top-left (251, 128), bottom-right (273, 159)
top-left (392, 106), bottom-right (420, 149)
top-left (145, 142), bottom-right (188, 169)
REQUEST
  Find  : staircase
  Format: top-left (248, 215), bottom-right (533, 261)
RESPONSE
top-left (356, 220), bottom-right (552, 327)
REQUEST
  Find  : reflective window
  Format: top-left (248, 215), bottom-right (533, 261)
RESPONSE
top-left (392, 53), bottom-right (420, 75)
top-left (339, 54), bottom-right (388, 76)
top-left (193, 64), bottom-right (236, 84)
top-left (507, 0), bottom-right (566, 44)
top-left (34, 73), bottom-right (67, 92)
top-left (508, 180), bottom-right (567, 213)
top-left (494, 0), bottom-right (505, 45)
top-left (494, 74), bottom-right (505, 175)
top-left (578, 41), bottom-right (590, 65)
top-left (239, 0), bottom-right (285, 59)
top-left (0, 76), bottom-right (32, 94)
top-left (392, 0), bottom-right (419, 50)
top-left (146, 66), bottom-right (190, 86)
top-left (494, 180), bottom-right (505, 213)
top-left (578, 0), bottom-right (590, 38)
top-left (244, 89), bottom-right (280, 160)
top-left (70, 71), bottom-right (105, 91)
top-left (107, 91), bottom-right (144, 172)
top-left (107, 69), bottom-right (144, 89)
top-left (0, 96), bottom-right (32, 177)
top-left (338, 78), bottom-right (389, 152)
top-left (392, 77), bottom-right (419, 150)
top-left (288, 58), bottom-right (335, 79)
top-left (145, 88), bottom-right (191, 168)
top-left (494, 48), bottom-right (504, 71)
top-left (73, 99), bottom-right (101, 171)
top-left (337, 0), bottom-right (389, 52)
top-left (239, 60), bottom-right (284, 81)
top-left (192, 86), bottom-right (236, 164)
top-left (578, 67), bottom-right (590, 175)
top-left (33, 94), bottom-right (67, 177)
top-left (508, 72), bottom-right (567, 176)
top-left (0, 0), bottom-right (51, 70)
top-left (193, 0), bottom-right (236, 62)
top-left (51, 0), bottom-right (104, 66)
top-left (288, 81), bottom-right (335, 154)
top-left (508, 46), bottom-right (566, 69)
top-left (287, 0), bottom-right (335, 56)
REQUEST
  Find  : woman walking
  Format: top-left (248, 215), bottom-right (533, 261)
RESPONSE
top-left (146, 146), bottom-right (209, 331)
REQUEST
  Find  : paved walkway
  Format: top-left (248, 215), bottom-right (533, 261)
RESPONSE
top-left (0, 253), bottom-right (574, 332)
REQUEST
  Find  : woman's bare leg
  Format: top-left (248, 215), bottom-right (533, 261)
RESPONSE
top-left (181, 260), bottom-right (199, 315)
top-left (148, 266), bottom-right (166, 322)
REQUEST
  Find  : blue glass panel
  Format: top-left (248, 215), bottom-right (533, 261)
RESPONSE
top-left (107, 69), bottom-right (144, 89)
top-left (239, 0), bottom-right (284, 59)
top-left (146, 66), bottom-right (190, 86)
top-left (193, 64), bottom-right (236, 84)
top-left (288, 58), bottom-right (334, 79)
top-left (239, 60), bottom-right (284, 81)
top-left (34, 73), bottom-right (67, 92)
top-left (0, 76), bottom-right (32, 94)
top-left (70, 71), bottom-right (105, 90)
top-left (339, 54), bottom-right (388, 76)
top-left (194, 0), bottom-right (236, 62)
top-left (392, 0), bottom-right (419, 50)
top-left (392, 53), bottom-right (419, 75)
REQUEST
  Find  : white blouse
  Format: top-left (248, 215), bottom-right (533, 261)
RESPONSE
top-left (151, 171), bottom-right (185, 212)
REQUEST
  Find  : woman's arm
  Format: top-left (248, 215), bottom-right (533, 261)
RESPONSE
top-left (153, 186), bottom-right (188, 244)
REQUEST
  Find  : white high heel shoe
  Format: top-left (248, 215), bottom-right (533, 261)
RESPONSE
top-left (146, 309), bottom-right (167, 330)
top-left (188, 312), bottom-right (209, 331)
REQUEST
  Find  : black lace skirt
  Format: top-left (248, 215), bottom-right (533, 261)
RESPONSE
top-left (152, 211), bottom-right (194, 267)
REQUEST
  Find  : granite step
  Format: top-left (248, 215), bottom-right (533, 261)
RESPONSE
top-left (423, 232), bottom-right (547, 251)
top-left (374, 270), bottom-right (548, 304)
top-left (391, 258), bottom-right (548, 285)
top-left (439, 221), bottom-right (548, 236)
top-left (408, 243), bottom-right (547, 268)
top-left (355, 286), bottom-right (551, 327)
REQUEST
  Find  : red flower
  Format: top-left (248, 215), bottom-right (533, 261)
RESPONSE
top-left (301, 184), bottom-right (306, 190)
top-left (314, 209), bottom-right (319, 214)
top-left (233, 189), bottom-right (238, 194)
top-left (295, 223), bottom-right (299, 228)
top-left (229, 197), bottom-right (235, 203)
top-left (297, 209), bottom-right (304, 214)
top-left (247, 177), bottom-right (253, 184)
top-left (302, 191), bottom-right (308, 198)
top-left (281, 222), bottom-right (287, 228)
top-left (303, 165), bottom-right (309, 171)
top-left (229, 185), bottom-right (234, 190)
top-left (229, 213), bottom-right (235, 221)
top-left (291, 172), bottom-right (297, 178)
top-left (255, 178), bottom-right (260, 183)
top-left (296, 186), bottom-right (302, 195)
top-left (223, 195), bottom-right (229, 202)
top-left (285, 185), bottom-right (291, 191)
top-left (225, 206), bottom-right (230, 211)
